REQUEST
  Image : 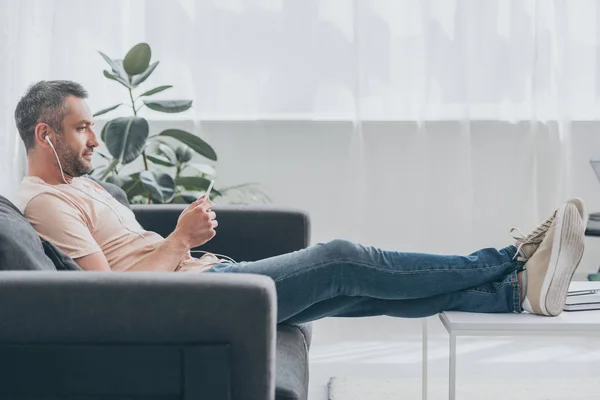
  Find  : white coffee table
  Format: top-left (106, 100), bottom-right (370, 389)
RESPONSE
top-left (424, 281), bottom-right (600, 400)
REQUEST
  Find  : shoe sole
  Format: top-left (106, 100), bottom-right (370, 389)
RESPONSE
top-left (567, 197), bottom-right (586, 224)
top-left (540, 203), bottom-right (585, 316)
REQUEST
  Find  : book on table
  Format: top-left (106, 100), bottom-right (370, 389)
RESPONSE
top-left (564, 289), bottom-right (600, 312)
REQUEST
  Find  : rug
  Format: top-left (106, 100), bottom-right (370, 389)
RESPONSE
top-left (328, 376), bottom-right (600, 400)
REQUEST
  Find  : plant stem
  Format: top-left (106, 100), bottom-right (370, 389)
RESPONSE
top-left (129, 87), bottom-right (149, 172)
top-left (128, 89), bottom-right (137, 116)
top-left (129, 87), bottom-right (151, 203)
top-left (140, 150), bottom-right (148, 170)
top-left (99, 159), bottom-right (119, 180)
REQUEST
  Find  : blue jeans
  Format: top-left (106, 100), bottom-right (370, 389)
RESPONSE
top-left (207, 239), bottom-right (524, 324)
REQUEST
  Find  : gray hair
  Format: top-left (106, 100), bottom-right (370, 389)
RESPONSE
top-left (14, 80), bottom-right (88, 152)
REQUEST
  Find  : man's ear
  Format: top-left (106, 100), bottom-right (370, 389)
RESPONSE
top-left (34, 123), bottom-right (52, 148)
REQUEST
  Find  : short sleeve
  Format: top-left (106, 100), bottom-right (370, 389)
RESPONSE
top-left (24, 192), bottom-right (102, 259)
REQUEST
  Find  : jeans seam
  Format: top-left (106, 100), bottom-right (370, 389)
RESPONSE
top-left (271, 258), bottom-right (518, 284)
top-left (464, 270), bottom-right (522, 313)
top-left (511, 270), bottom-right (523, 313)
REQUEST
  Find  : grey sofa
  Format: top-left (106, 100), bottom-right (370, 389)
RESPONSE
top-left (0, 187), bottom-right (312, 400)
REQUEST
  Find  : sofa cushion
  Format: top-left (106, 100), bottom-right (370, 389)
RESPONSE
top-left (42, 240), bottom-right (81, 271)
top-left (275, 324), bottom-right (311, 400)
top-left (0, 195), bottom-right (80, 271)
top-left (0, 195), bottom-right (58, 271)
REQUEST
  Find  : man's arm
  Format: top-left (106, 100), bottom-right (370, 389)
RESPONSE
top-left (74, 231), bottom-right (190, 272)
top-left (74, 252), bottom-right (111, 271)
top-left (27, 193), bottom-right (217, 272)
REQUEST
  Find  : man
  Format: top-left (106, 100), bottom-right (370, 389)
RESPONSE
top-left (14, 80), bottom-right (586, 324)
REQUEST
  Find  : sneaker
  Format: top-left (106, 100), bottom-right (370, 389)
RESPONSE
top-left (511, 212), bottom-right (556, 262)
top-left (521, 199), bottom-right (586, 316)
top-left (569, 197), bottom-right (587, 222)
top-left (511, 198), bottom-right (586, 262)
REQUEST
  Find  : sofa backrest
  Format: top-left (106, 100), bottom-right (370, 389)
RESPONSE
top-left (86, 176), bottom-right (130, 208)
top-left (0, 195), bottom-right (80, 271)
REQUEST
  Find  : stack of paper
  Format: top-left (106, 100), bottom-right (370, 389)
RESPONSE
top-left (564, 289), bottom-right (600, 311)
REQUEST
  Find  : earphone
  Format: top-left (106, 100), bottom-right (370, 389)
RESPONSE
top-left (45, 135), bottom-right (69, 185)
top-left (44, 134), bottom-right (236, 264)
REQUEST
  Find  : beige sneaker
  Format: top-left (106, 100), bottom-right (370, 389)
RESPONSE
top-left (511, 212), bottom-right (556, 262)
top-left (521, 199), bottom-right (586, 316)
top-left (511, 198), bottom-right (586, 262)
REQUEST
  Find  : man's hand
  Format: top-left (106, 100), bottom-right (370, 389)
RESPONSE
top-left (172, 196), bottom-right (218, 249)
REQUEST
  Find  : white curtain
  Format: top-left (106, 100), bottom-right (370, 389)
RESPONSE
top-left (2, 0), bottom-right (599, 269)
top-left (4, 0), bottom-right (599, 119)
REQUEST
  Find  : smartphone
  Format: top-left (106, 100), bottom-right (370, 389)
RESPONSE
top-left (204, 179), bottom-right (215, 199)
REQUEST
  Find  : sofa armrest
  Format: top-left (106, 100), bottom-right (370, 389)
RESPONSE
top-left (0, 271), bottom-right (277, 400)
top-left (131, 204), bottom-right (311, 262)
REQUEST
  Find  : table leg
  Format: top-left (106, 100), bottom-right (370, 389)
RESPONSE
top-left (422, 318), bottom-right (428, 400)
top-left (449, 333), bottom-right (456, 400)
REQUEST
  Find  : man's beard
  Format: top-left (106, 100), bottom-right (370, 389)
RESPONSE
top-left (54, 139), bottom-right (92, 177)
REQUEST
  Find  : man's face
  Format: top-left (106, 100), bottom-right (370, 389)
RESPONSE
top-left (51, 96), bottom-right (99, 177)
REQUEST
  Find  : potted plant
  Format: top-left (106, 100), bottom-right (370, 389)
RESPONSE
top-left (92, 42), bottom-right (270, 204)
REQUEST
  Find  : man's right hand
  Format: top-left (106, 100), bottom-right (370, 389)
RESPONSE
top-left (173, 196), bottom-right (218, 249)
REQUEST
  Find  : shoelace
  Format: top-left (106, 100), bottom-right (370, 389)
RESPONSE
top-left (510, 211), bottom-right (556, 262)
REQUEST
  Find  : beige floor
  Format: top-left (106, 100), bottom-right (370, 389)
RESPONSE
top-left (308, 316), bottom-right (600, 400)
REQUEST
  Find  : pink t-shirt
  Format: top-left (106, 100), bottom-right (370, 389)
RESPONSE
top-left (16, 176), bottom-right (219, 272)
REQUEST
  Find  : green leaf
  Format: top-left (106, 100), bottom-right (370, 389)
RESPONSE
top-left (103, 70), bottom-right (133, 89)
top-left (104, 117), bottom-right (149, 164)
top-left (95, 151), bottom-right (110, 160)
top-left (98, 52), bottom-right (130, 82)
top-left (98, 158), bottom-right (119, 181)
top-left (123, 43), bottom-right (151, 76)
top-left (170, 194), bottom-right (190, 204)
top-left (106, 174), bottom-right (133, 187)
top-left (100, 122), bottom-right (108, 143)
top-left (158, 129), bottom-right (217, 161)
top-left (180, 191), bottom-right (202, 203)
top-left (98, 51), bottom-right (123, 77)
top-left (93, 103), bottom-right (122, 117)
top-left (100, 123), bottom-right (108, 142)
top-left (140, 171), bottom-right (175, 203)
top-left (98, 51), bottom-right (116, 68)
top-left (122, 173), bottom-right (146, 197)
top-left (143, 100), bottom-right (192, 113)
top-left (157, 143), bottom-right (178, 165)
top-left (139, 84), bottom-right (172, 97)
top-left (131, 61), bottom-right (159, 87)
top-left (147, 154), bottom-right (175, 167)
top-left (112, 59), bottom-right (129, 81)
top-left (184, 163), bottom-right (216, 177)
top-left (176, 176), bottom-right (212, 190)
top-left (117, 175), bottom-right (147, 203)
top-left (176, 176), bottom-right (222, 197)
top-left (174, 145), bottom-right (193, 162)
